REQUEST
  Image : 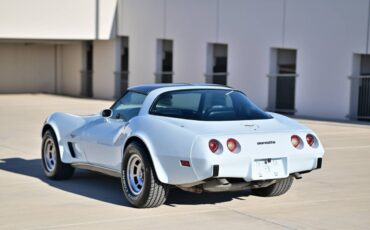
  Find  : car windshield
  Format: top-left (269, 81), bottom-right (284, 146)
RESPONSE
top-left (150, 89), bottom-right (272, 121)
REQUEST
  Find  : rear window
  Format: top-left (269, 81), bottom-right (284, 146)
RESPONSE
top-left (150, 89), bottom-right (272, 121)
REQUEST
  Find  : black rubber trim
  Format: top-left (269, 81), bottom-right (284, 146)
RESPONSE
top-left (298, 170), bottom-right (312, 175)
top-left (67, 142), bottom-right (76, 158)
top-left (316, 158), bottom-right (322, 169)
top-left (213, 165), bottom-right (219, 177)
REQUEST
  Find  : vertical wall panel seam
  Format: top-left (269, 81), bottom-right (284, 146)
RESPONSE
top-left (61, 46), bottom-right (63, 93)
top-left (216, 0), bottom-right (220, 43)
top-left (163, 0), bottom-right (167, 38)
top-left (282, 0), bottom-right (287, 48)
top-left (54, 45), bottom-right (57, 94)
top-left (95, 0), bottom-right (100, 39)
top-left (366, 0), bottom-right (370, 53)
top-left (118, 0), bottom-right (122, 35)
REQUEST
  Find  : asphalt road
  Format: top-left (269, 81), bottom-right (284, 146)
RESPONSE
top-left (0, 94), bottom-right (369, 230)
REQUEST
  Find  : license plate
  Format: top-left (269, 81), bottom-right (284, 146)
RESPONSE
top-left (253, 158), bottom-right (286, 179)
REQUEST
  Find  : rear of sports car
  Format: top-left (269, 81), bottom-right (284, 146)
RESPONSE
top-left (175, 116), bottom-right (324, 195)
top-left (190, 131), bottom-right (322, 183)
top-left (149, 87), bottom-right (325, 197)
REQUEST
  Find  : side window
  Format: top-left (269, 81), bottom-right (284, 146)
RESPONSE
top-left (111, 91), bottom-right (146, 120)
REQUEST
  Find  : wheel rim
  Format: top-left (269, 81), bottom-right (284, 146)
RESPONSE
top-left (43, 137), bottom-right (57, 172)
top-left (126, 154), bottom-right (145, 196)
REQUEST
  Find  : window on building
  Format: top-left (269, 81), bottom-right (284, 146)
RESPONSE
top-left (81, 41), bottom-right (93, 98)
top-left (156, 39), bottom-right (173, 83)
top-left (268, 48), bottom-right (297, 115)
top-left (350, 54), bottom-right (370, 121)
top-left (115, 36), bottom-right (129, 98)
top-left (206, 43), bottom-right (228, 85)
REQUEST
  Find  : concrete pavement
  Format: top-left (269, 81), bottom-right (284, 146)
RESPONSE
top-left (0, 94), bottom-right (369, 230)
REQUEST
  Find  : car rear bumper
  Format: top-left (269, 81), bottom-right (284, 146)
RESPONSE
top-left (190, 152), bottom-right (323, 182)
top-left (159, 151), bottom-right (324, 185)
top-left (205, 157), bottom-right (322, 179)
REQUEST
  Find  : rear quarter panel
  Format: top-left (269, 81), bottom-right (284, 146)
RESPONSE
top-left (128, 115), bottom-right (199, 184)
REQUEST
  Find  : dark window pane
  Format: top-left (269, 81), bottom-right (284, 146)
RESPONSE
top-left (162, 51), bottom-right (173, 72)
top-left (213, 57), bottom-right (227, 73)
top-left (358, 78), bottom-right (370, 119)
top-left (150, 89), bottom-right (272, 121)
top-left (276, 77), bottom-right (296, 112)
top-left (86, 42), bottom-right (93, 71)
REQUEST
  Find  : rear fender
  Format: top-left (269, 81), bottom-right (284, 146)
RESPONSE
top-left (125, 132), bottom-right (169, 184)
top-left (127, 116), bottom-right (199, 185)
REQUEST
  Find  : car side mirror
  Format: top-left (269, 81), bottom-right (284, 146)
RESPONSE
top-left (101, 109), bottom-right (112, 118)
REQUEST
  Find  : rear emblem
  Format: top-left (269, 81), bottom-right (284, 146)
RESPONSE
top-left (257, 141), bottom-right (276, 145)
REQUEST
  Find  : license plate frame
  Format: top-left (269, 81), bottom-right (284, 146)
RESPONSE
top-left (252, 158), bottom-right (287, 180)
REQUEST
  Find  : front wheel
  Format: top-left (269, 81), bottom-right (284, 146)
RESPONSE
top-left (121, 142), bottom-right (169, 208)
top-left (42, 129), bottom-right (74, 180)
top-left (251, 176), bottom-right (294, 197)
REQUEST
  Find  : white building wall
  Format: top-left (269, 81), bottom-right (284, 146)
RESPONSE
top-left (118, 0), bottom-right (370, 120)
top-left (120, 0), bottom-right (165, 85)
top-left (284, 0), bottom-right (369, 119)
top-left (0, 0), bottom-right (369, 121)
top-left (0, 0), bottom-right (118, 98)
top-left (218, 0), bottom-right (285, 107)
top-left (93, 39), bottom-right (120, 99)
top-left (98, 0), bottom-right (118, 40)
top-left (119, 0), bottom-right (285, 108)
top-left (166, 0), bottom-right (218, 83)
top-left (0, 0), bottom-right (117, 40)
top-left (0, 43), bottom-right (55, 93)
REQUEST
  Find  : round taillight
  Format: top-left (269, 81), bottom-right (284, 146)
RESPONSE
top-left (291, 135), bottom-right (301, 148)
top-left (306, 134), bottom-right (315, 146)
top-left (209, 139), bottom-right (219, 153)
top-left (227, 138), bottom-right (238, 152)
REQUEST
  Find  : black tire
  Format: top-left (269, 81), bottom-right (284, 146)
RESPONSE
top-left (41, 129), bottom-right (75, 180)
top-left (121, 142), bottom-right (169, 208)
top-left (251, 176), bottom-right (294, 197)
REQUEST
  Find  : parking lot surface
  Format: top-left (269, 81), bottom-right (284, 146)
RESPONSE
top-left (0, 94), bottom-right (369, 230)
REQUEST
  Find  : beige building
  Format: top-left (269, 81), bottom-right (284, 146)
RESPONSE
top-left (0, 0), bottom-right (119, 98)
top-left (0, 0), bottom-right (370, 121)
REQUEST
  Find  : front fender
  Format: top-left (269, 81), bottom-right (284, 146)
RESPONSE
top-left (42, 112), bottom-right (93, 162)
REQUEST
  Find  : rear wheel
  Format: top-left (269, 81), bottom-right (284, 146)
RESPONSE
top-left (251, 176), bottom-right (294, 197)
top-left (42, 129), bottom-right (74, 180)
top-left (121, 142), bottom-right (169, 208)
